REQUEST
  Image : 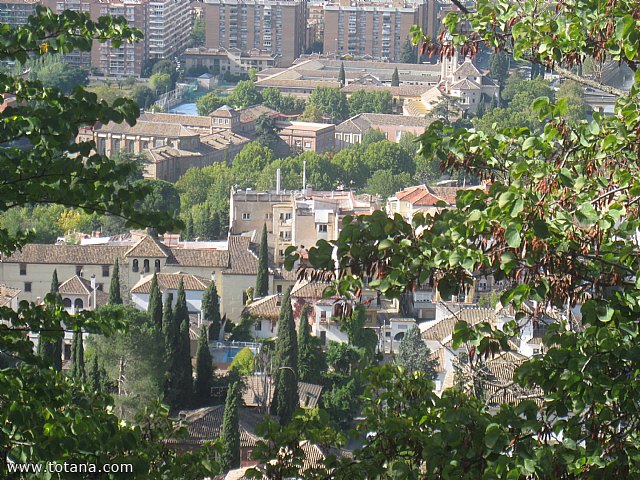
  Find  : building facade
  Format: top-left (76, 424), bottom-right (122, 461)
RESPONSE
top-left (323, 0), bottom-right (437, 62)
top-left (202, 0), bottom-right (306, 67)
top-left (0, 0), bottom-right (39, 27)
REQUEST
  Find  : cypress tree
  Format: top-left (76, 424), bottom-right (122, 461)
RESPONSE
top-left (255, 223), bottom-right (269, 298)
top-left (220, 380), bottom-right (241, 472)
top-left (297, 306), bottom-right (314, 383)
top-left (89, 354), bottom-right (101, 391)
top-left (194, 325), bottom-right (213, 403)
top-left (203, 282), bottom-right (222, 341)
top-left (270, 288), bottom-right (298, 425)
top-left (174, 280), bottom-right (193, 406)
top-left (163, 295), bottom-right (177, 405)
top-left (51, 268), bottom-right (59, 293)
top-left (183, 212), bottom-right (194, 241)
top-left (391, 67), bottom-right (400, 87)
top-left (42, 269), bottom-right (63, 371)
top-left (148, 273), bottom-right (163, 330)
top-left (70, 330), bottom-right (85, 381)
top-left (109, 259), bottom-right (123, 304)
top-left (339, 62), bottom-right (346, 86)
top-left (212, 211), bottom-right (221, 240)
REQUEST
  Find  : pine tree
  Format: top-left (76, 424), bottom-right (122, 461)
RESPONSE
top-left (270, 288), bottom-right (298, 425)
top-left (220, 380), bottom-right (241, 472)
top-left (173, 280), bottom-right (193, 407)
top-left (70, 330), bottom-right (85, 381)
top-left (109, 259), bottom-right (123, 304)
top-left (391, 67), bottom-right (400, 87)
top-left (194, 325), bottom-right (213, 403)
top-left (255, 223), bottom-right (269, 298)
top-left (148, 273), bottom-right (163, 330)
top-left (338, 62), bottom-right (346, 86)
top-left (203, 282), bottom-right (222, 341)
top-left (297, 306), bottom-right (315, 383)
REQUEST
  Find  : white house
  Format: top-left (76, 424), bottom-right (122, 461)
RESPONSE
top-left (130, 272), bottom-right (213, 315)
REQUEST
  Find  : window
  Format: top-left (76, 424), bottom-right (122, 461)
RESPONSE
top-left (74, 298), bottom-right (84, 310)
top-left (24, 282), bottom-right (32, 292)
top-left (304, 141), bottom-right (311, 148)
top-left (112, 138), bottom-right (120, 154)
top-left (242, 212), bottom-right (251, 220)
top-left (102, 265), bottom-right (109, 277)
top-left (320, 331), bottom-right (326, 345)
top-left (318, 224), bottom-right (328, 233)
top-left (63, 298), bottom-right (72, 308)
top-left (19, 263), bottom-right (27, 276)
top-left (254, 320), bottom-right (262, 331)
top-left (276, 284), bottom-right (282, 294)
top-left (155, 259), bottom-right (161, 273)
top-left (76, 266), bottom-right (83, 276)
top-left (97, 283), bottom-right (104, 291)
top-left (279, 249), bottom-right (285, 257)
top-left (143, 259), bottom-right (150, 273)
top-left (132, 259), bottom-right (139, 272)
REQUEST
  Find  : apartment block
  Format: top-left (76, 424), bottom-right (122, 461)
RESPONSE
top-left (42, 0), bottom-right (192, 76)
top-left (146, 0), bottom-right (192, 61)
top-left (323, 0), bottom-right (437, 62)
top-left (183, 47), bottom-right (277, 76)
top-left (230, 186), bottom-right (380, 265)
top-left (0, 0), bottom-right (40, 27)
top-left (203, 0), bottom-right (306, 67)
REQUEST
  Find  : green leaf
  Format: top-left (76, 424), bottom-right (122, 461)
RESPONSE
top-left (533, 219), bottom-right (550, 238)
top-left (575, 203), bottom-right (598, 225)
top-left (505, 225), bottom-right (521, 248)
top-left (485, 423), bottom-right (501, 449)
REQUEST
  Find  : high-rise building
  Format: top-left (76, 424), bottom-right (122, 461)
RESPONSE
top-left (0, 0), bottom-right (40, 27)
top-left (323, 0), bottom-right (437, 62)
top-left (146, 0), bottom-right (193, 61)
top-left (42, 0), bottom-right (192, 76)
top-left (203, 0), bottom-right (306, 67)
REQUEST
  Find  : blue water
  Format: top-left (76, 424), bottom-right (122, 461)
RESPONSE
top-left (169, 102), bottom-right (198, 115)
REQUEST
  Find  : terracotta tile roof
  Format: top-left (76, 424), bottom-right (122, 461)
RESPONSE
top-left (58, 275), bottom-right (94, 295)
top-left (172, 406), bottom-right (261, 448)
top-left (224, 236), bottom-right (258, 275)
top-left (0, 284), bottom-right (20, 307)
top-left (200, 130), bottom-right (251, 150)
top-left (238, 105), bottom-right (279, 124)
top-left (97, 121), bottom-right (198, 137)
top-left (167, 249), bottom-right (230, 268)
top-left (2, 244), bottom-right (128, 265)
top-left (256, 78), bottom-right (341, 89)
top-left (422, 307), bottom-right (496, 343)
top-left (480, 351), bottom-right (543, 407)
top-left (144, 146), bottom-right (204, 164)
top-left (429, 348), bottom-right (446, 374)
top-left (130, 272), bottom-right (212, 294)
top-left (453, 60), bottom-right (482, 78)
top-left (291, 280), bottom-right (336, 299)
top-left (138, 112), bottom-right (213, 127)
top-left (450, 78), bottom-right (481, 90)
top-left (244, 294), bottom-right (281, 320)
top-left (341, 84), bottom-right (430, 97)
top-left (336, 113), bottom-right (431, 135)
top-left (242, 375), bottom-right (323, 409)
top-left (527, 337), bottom-right (543, 345)
top-left (125, 235), bottom-right (171, 258)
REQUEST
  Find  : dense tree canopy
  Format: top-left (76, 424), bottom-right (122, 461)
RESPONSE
top-left (267, 0), bottom-right (640, 476)
top-left (302, 86), bottom-right (349, 123)
top-left (195, 91), bottom-right (225, 116)
top-left (347, 90), bottom-right (393, 116)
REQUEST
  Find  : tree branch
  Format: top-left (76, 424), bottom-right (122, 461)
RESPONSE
top-left (553, 65), bottom-right (627, 97)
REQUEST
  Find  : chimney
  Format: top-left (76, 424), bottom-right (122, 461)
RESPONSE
top-left (306, 184), bottom-right (312, 197)
top-left (302, 160), bottom-right (307, 191)
top-left (276, 168), bottom-right (281, 194)
top-left (90, 274), bottom-right (96, 309)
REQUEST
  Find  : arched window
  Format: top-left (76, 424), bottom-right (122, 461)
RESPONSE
top-left (143, 259), bottom-right (150, 273)
top-left (74, 298), bottom-right (84, 310)
top-left (154, 259), bottom-right (161, 273)
top-left (132, 259), bottom-right (139, 272)
top-left (393, 332), bottom-right (405, 342)
top-left (63, 298), bottom-right (72, 308)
